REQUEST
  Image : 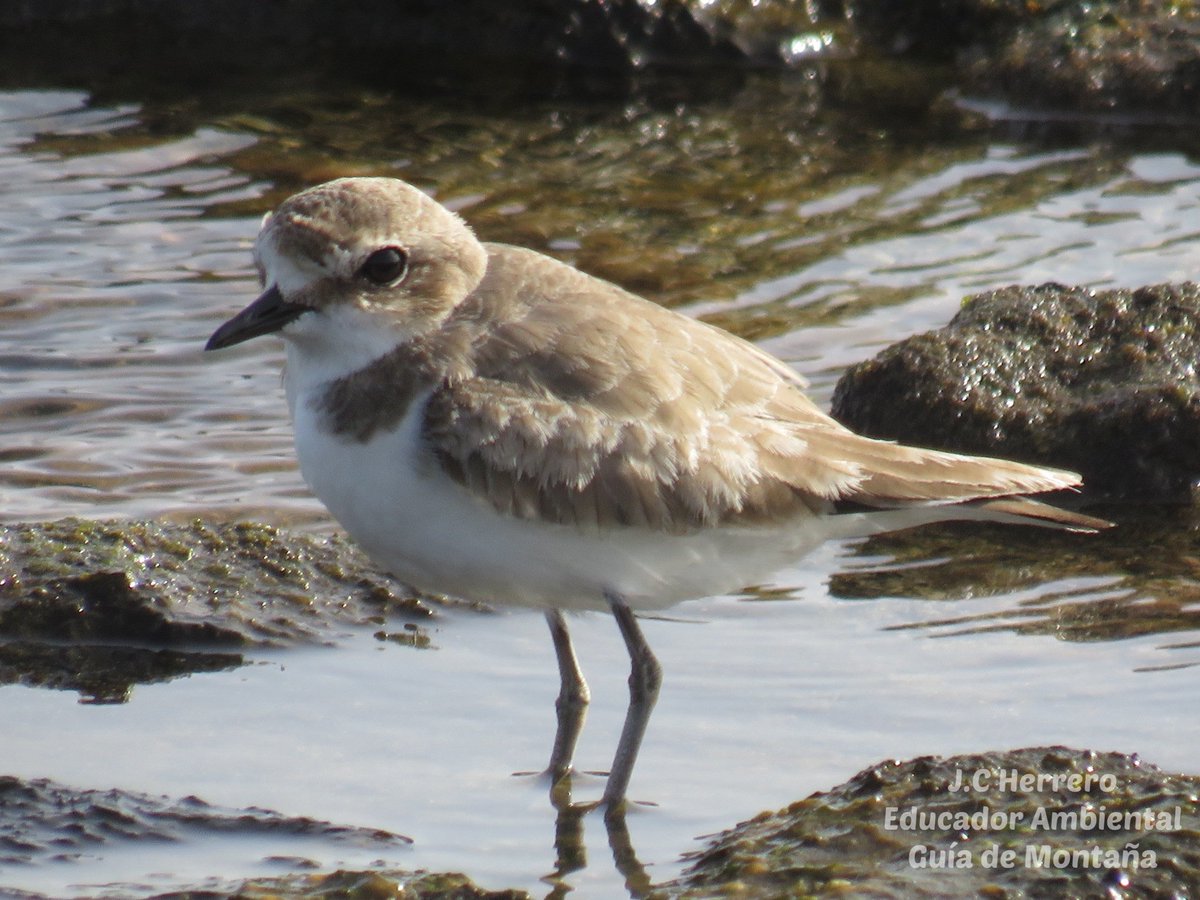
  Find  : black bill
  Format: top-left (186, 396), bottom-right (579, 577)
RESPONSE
top-left (205, 285), bottom-right (309, 351)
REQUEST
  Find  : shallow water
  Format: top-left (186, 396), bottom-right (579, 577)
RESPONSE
top-left (2, 82), bottom-right (1200, 896)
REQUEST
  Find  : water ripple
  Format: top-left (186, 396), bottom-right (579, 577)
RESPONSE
top-left (2, 86), bottom-right (1199, 525)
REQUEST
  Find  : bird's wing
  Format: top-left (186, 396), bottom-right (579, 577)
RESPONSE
top-left (423, 245), bottom-right (1084, 533)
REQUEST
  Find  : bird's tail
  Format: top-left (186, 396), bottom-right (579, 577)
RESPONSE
top-left (809, 431), bottom-right (1112, 533)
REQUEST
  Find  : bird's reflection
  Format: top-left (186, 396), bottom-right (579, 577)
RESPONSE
top-left (541, 771), bottom-right (655, 899)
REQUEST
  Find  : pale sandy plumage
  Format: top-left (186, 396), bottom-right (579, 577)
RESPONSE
top-left (241, 178), bottom-right (1094, 535)
top-left (205, 176), bottom-right (1104, 810)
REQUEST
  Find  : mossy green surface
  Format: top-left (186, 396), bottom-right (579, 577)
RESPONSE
top-left (0, 518), bottom-right (449, 702)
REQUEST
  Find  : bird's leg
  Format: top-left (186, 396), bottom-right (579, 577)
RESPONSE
top-left (600, 592), bottom-right (663, 815)
top-left (545, 608), bottom-right (591, 786)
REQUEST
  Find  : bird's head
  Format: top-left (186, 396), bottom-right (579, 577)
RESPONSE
top-left (205, 177), bottom-right (487, 358)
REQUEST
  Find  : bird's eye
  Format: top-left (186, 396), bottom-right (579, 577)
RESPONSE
top-left (358, 247), bottom-right (408, 285)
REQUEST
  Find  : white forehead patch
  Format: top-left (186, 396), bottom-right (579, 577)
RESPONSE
top-left (255, 224), bottom-right (327, 298)
top-left (263, 247), bottom-right (323, 298)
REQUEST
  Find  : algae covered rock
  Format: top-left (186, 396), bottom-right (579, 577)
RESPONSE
top-left (850, 0), bottom-right (1200, 116)
top-left (669, 746), bottom-right (1200, 897)
top-left (964, 1), bottom-right (1200, 116)
top-left (831, 282), bottom-right (1200, 499)
top-left (0, 518), bottom-right (440, 702)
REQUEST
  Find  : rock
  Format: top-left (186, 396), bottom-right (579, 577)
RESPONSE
top-left (964, 2), bottom-right (1200, 116)
top-left (0, 772), bottom-right (536, 897)
top-left (850, 0), bottom-right (1200, 116)
top-left (10, 747), bottom-right (1199, 897)
top-left (0, 0), bottom-right (822, 95)
top-left (831, 282), bottom-right (1200, 500)
top-left (0, 519), bottom-right (458, 702)
top-left (3, 1), bottom-right (1194, 115)
top-left (668, 746), bottom-right (1200, 897)
top-left (849, 0), bottom-right (1030, 58)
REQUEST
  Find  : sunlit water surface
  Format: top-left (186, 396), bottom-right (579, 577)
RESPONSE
top-left (2, 88), bottom-right (1199, 897)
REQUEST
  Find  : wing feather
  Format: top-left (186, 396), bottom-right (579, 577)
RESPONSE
top-left (421, 244), bottom-right (1083, 533)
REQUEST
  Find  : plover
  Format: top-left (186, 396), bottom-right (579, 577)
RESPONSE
top-left (206, 177), bottom-right (1103, 812)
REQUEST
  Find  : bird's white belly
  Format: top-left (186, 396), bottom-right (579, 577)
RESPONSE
top-left (289, 392), bottom-right (849, 612)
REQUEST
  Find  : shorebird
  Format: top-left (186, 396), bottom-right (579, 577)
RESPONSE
top-left (206, 176), bottom-right (1102, 813)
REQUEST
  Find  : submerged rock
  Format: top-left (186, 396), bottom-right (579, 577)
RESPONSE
top-left (669, 746), bottom-right (1200, 897)
top-left (0, 774), bottom-right (518, 898)
top-left (831, 282), bottom-right (1200, 499)
top-left (0, 519), bottom-right (447, 702)
top-left (0, 775), bottom-right (411, 870)
top-left (849, 0), bottom-right (1032, 58)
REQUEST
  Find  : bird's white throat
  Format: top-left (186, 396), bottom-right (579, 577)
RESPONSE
top-left (282, 304), bottom-right (413, 404)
